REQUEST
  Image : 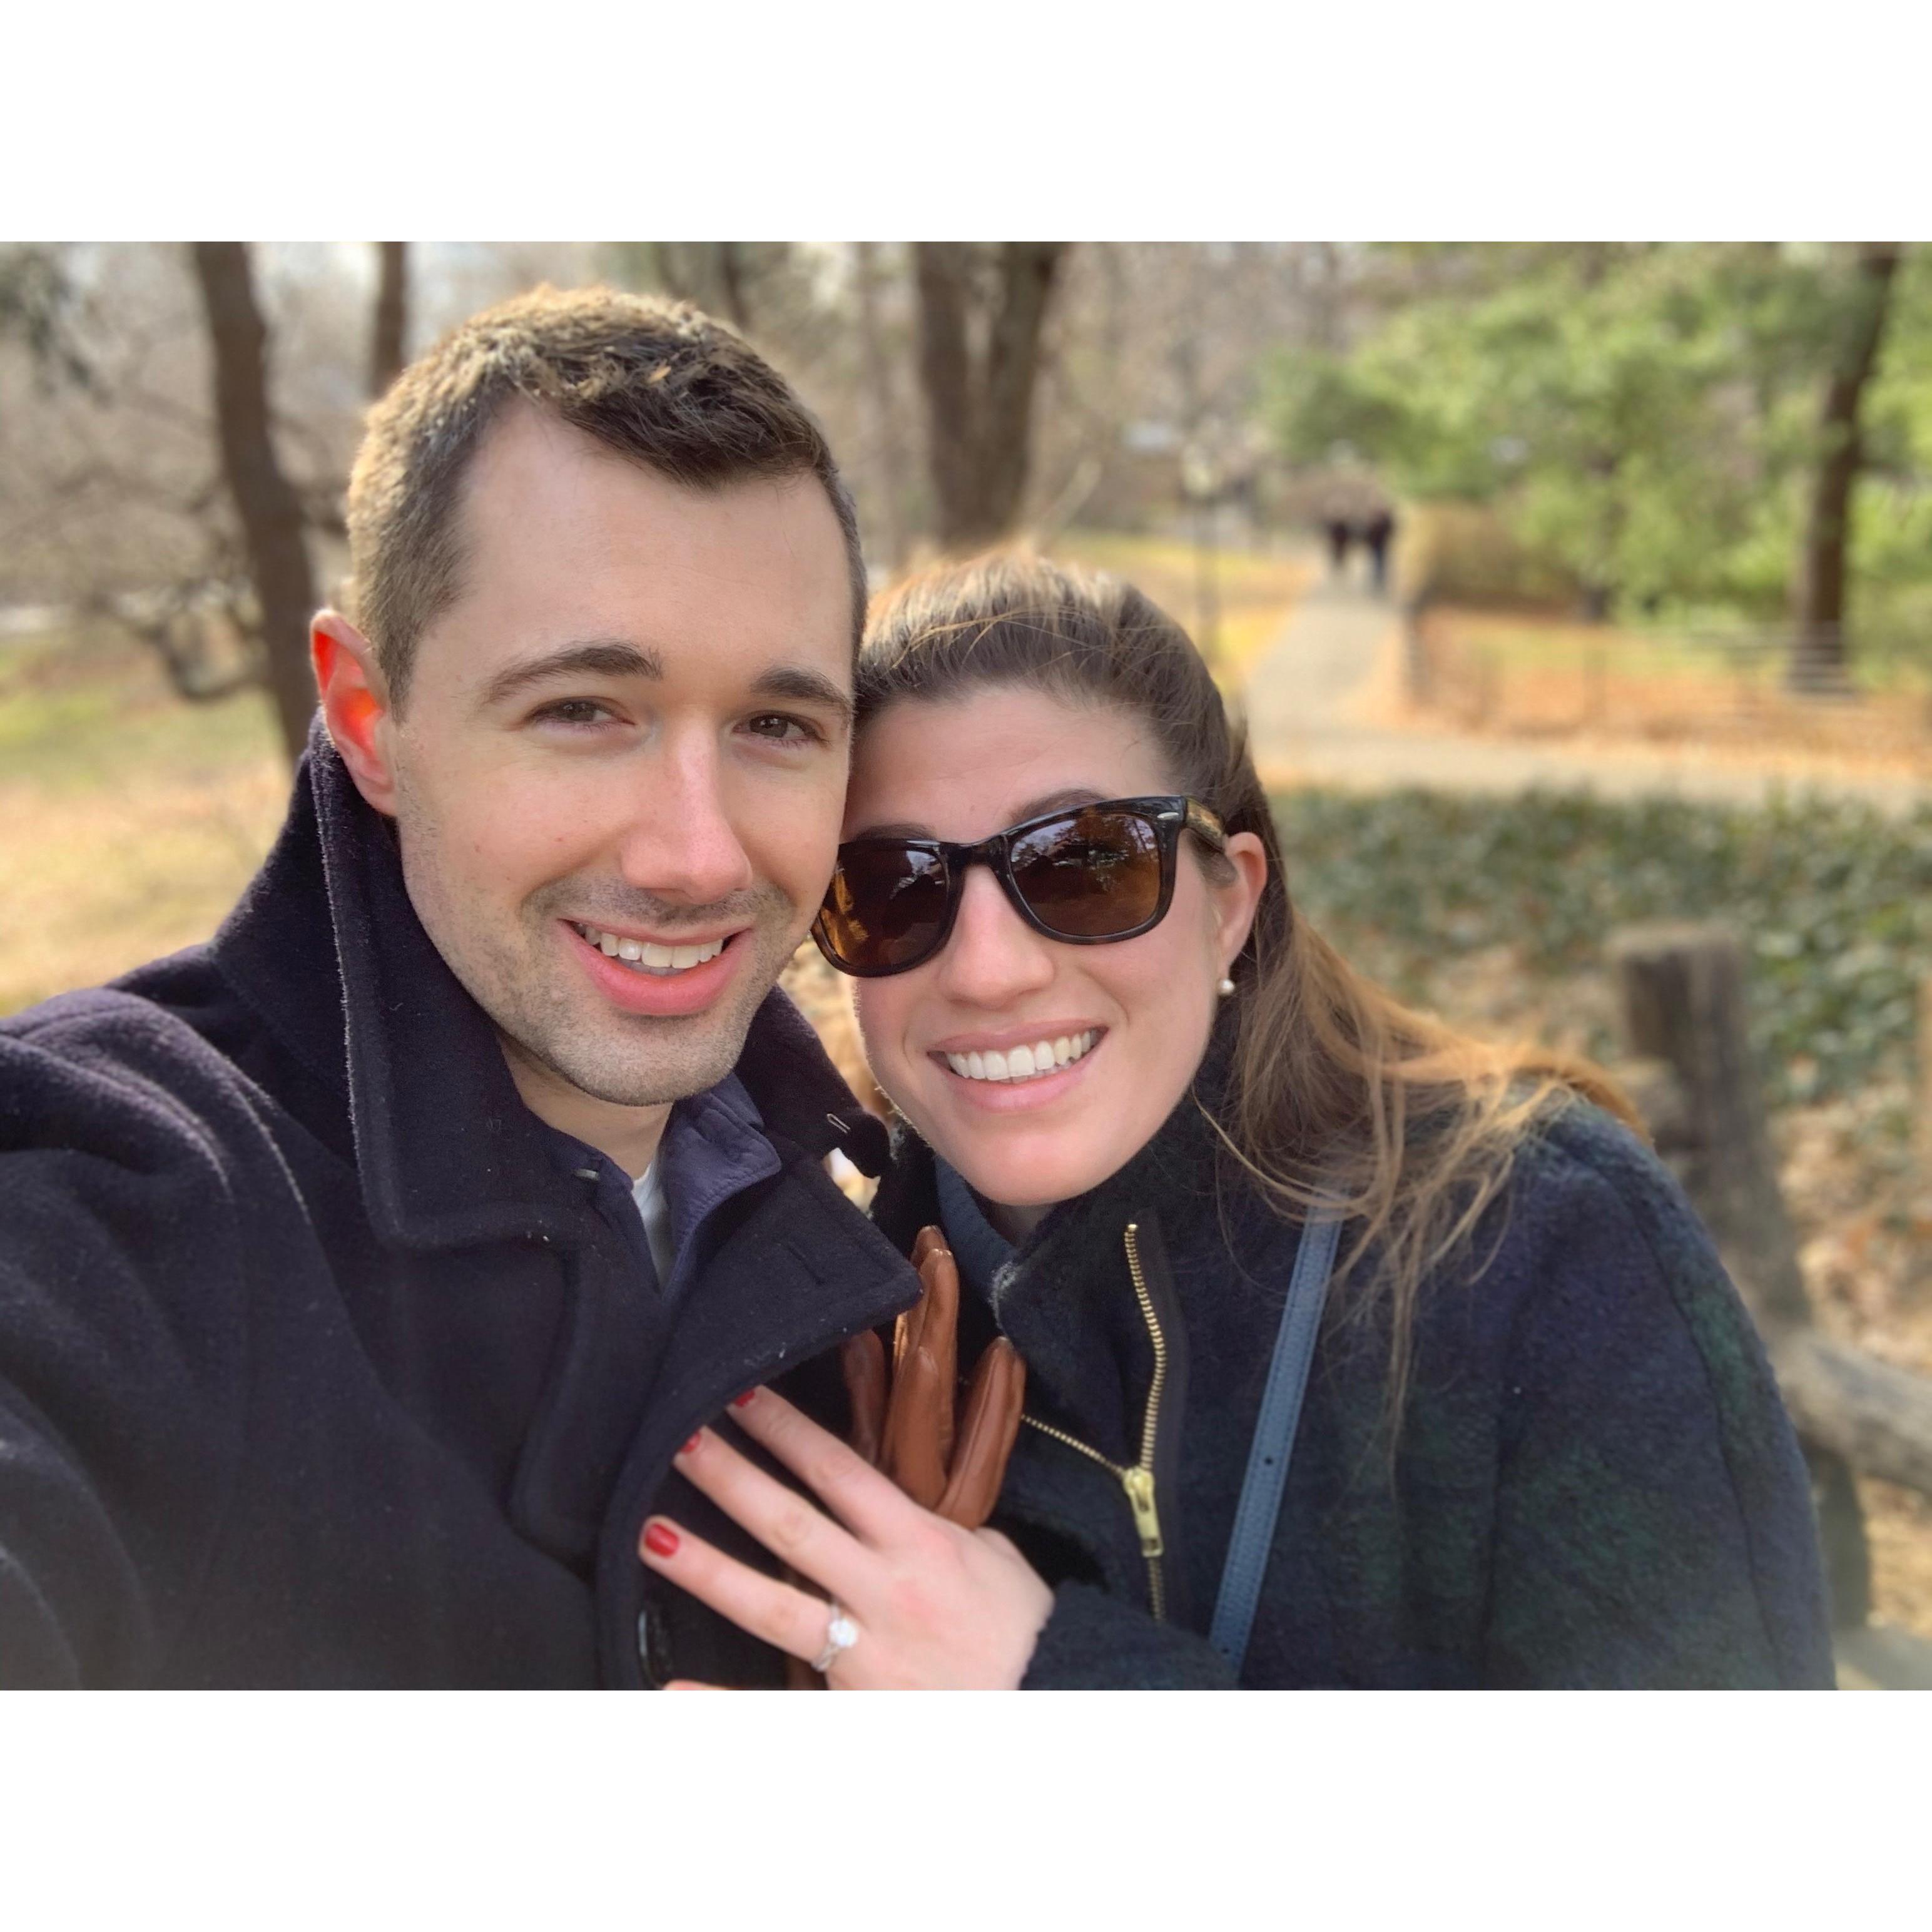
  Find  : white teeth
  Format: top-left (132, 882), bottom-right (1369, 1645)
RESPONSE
top-left (579, 926), bottom-right (728, 974)
top-left (943, 1029), bottom-right (1099, 1085)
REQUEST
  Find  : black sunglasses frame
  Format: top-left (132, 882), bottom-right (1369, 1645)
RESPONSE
top-left (812, 794), bottom-right (1228, 979)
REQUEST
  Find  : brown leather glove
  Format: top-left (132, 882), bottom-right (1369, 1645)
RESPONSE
top-left (840, 1225), bottom-right (1026, 1527)
top-left (786, 1228), bottom-right (1025, 1687)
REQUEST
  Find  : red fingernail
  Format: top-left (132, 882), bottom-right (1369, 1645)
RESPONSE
top-left (679, 1431), bottom-right (701, 1456)
top-left (731, 1389), bottom-right (758, 1409)
top-left (643, 1520), bottom-right (680, 1558)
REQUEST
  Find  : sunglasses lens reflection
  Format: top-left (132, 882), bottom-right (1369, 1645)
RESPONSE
top-left (1009, 808), bottom-right (1163, 937)
top-left (815, 805), bottom-right (1174, 976)
top-left (818, 843), bottom-right (952, 973)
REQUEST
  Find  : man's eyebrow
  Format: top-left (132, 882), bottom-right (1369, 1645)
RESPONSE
top-left (848, 788), bottom-right (1107, 843)
top-left (749, 664), bottom-right (855, 726)
top-left (475, 639), bottom-right (664, 711)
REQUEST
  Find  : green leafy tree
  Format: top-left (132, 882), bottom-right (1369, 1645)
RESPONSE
top-left (1268, 243), bottom-right (1928, 669)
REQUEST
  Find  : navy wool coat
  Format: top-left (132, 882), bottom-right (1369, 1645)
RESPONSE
top-left (872, 1069), bottom-right (1836, 1689)
top-left (0, 730), bottom-right (919, 1687)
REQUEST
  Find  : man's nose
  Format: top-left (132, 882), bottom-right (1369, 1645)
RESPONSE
top-left (931, 864), bottom-right (1057, 1005)
top-left (614, 730), bottom-right (756, 907)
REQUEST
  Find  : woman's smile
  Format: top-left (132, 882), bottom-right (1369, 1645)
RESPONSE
top-left (928, 1024), bottom-right (1107, 1114)
top-left (935, 1024), bottom-right (1102, 1084)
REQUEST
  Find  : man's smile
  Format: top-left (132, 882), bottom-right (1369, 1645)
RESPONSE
top-left (571, 920), bottom-right (735, 975)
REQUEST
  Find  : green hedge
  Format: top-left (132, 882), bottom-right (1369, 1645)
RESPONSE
top-left (1273, 787), bottom-right (1932, 1116)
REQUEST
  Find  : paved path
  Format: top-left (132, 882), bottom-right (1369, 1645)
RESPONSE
top-left (1242, 565), bottom-right (1932, 816)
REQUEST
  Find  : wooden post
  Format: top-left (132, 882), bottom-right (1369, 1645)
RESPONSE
top-left (1610, 925), bottom-right (1813, 1331)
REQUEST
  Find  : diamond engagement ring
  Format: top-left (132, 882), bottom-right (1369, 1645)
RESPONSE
top-left (811, 1603), bottom-right (860, 1675)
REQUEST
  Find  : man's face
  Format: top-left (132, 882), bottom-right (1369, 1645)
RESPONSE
top-left (377, 403), bottom-right (855, 1122)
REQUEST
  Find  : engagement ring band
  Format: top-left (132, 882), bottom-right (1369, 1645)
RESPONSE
top-left (811, 1602), bottom-right (860, 1675)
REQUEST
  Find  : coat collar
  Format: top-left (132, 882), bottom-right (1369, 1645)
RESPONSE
top-left (873, 1046), bottom-right (1233, 1457)
top-left (212, 719), bottom-right (886, 1253)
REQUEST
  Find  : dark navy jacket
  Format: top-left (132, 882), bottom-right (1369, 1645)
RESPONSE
top-left (875, 1069), bottom-right (1836, 1689)
top-left (0, 730), bottom-right (917, 1687)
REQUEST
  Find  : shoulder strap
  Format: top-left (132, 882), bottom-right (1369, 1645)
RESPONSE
top-left (1208, 1208), bottom-right (1341, 1677)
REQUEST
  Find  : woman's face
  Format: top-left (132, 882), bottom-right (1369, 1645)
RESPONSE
top-left (845, 686), bottom-right (1268, 1218)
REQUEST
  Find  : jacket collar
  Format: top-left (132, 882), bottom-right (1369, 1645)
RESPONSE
top-left (877, 1013), bottom-right (1239, 1292)
top-left (212, 719), bottom-right (885, 1252)
top-left (873, 1044), bottom-right (1233, 1451)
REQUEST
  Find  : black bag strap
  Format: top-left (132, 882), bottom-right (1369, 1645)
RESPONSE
top-left (1207, 1208), bottom-right (1341, 1676)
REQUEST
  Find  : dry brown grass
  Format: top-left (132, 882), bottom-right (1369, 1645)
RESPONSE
top-left (0, 629), bottom-right (288, 1015)
top-left (1400, 606), bottom-right (1932, 780)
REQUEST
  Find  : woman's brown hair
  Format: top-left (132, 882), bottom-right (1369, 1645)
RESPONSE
top-left (855, 551), bottom-right (1635, 1419)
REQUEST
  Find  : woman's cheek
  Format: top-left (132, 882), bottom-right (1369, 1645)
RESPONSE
top-left (852, 984), bottom-right (914, 1097)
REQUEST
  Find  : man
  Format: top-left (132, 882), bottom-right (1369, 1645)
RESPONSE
top-left (0, 287), bottom-right (917, 1687)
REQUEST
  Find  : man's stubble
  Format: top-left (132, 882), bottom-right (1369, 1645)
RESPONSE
top-left (392, 791), bottom-right (806, 1113)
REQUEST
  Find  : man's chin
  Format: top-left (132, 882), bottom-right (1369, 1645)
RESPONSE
top-left (529, 1004), bottom-right (761, 1112)
top-left (514, 977), bottom-right (777, 1111)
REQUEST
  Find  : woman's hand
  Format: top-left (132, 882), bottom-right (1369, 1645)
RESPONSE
top-left (639, 1385), bottom-right (1054, 1689)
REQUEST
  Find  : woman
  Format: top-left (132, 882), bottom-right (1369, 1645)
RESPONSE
top-left (639, 554), bottom-right (1833, 1689)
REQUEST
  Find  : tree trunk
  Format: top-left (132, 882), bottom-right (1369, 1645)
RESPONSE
top-left (369, 241), bottom-right (408, 397)
top-left (1789, 242), bottom-right (1903, 689)
top-left (648, 243), bottom-right (689, 302)
top-left (714, 242), bottom-right (751, 333)
top-left (189, 242), bottom-right (320, 764)
top-left (976, 242), bottom-right (1064, 537)
top-left (853, 241), bottom-right (908, 572)
top-left (913, 242), bottom-right (980, 546)
top-left (913, 241), bottom-right (1066, 550)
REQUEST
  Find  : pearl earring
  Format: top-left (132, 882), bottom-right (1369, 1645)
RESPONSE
top-left (1217, 977), bottom-right (1236, 998)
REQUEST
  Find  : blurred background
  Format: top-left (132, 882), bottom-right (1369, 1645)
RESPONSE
top-left (3, 239), bottom-right (1929, 1681)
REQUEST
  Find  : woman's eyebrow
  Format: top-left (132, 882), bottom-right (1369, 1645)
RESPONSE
top-left (846, 788), bottom-right (1109, 843)
top-left (1010, 786), bottom-right (1108, 821)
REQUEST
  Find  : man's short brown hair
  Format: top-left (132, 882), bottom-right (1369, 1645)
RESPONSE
top-left (346, 285), bottom-right (867, 709)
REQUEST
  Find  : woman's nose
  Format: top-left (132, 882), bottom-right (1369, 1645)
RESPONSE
top-left (932, 865), bottom-right (1056, 1004)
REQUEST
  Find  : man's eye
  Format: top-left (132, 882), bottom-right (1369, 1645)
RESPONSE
top-left (744, 713), bottom-right (821, 746)
top-left (530, 698), bottom-right (615, 728)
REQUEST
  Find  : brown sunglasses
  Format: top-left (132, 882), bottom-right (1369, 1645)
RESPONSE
top-left (811, 795), bottom-right (1227, 979)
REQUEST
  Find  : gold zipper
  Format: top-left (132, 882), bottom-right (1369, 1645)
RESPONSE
top-left (1020, 1222), bottom-right (1171, 1620)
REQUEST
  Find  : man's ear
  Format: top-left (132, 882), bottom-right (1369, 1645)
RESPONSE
top-left (312, 611), bottom-right (399, 816)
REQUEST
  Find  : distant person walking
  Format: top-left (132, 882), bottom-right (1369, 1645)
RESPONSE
top-left (1362, 504), bottom-right (1396, 594)
top-left (1323, 514), bottom-right (1353, 575)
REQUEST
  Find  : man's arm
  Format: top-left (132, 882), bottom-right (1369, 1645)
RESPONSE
top-left (1, 1021), bottom-right (251, 1685)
